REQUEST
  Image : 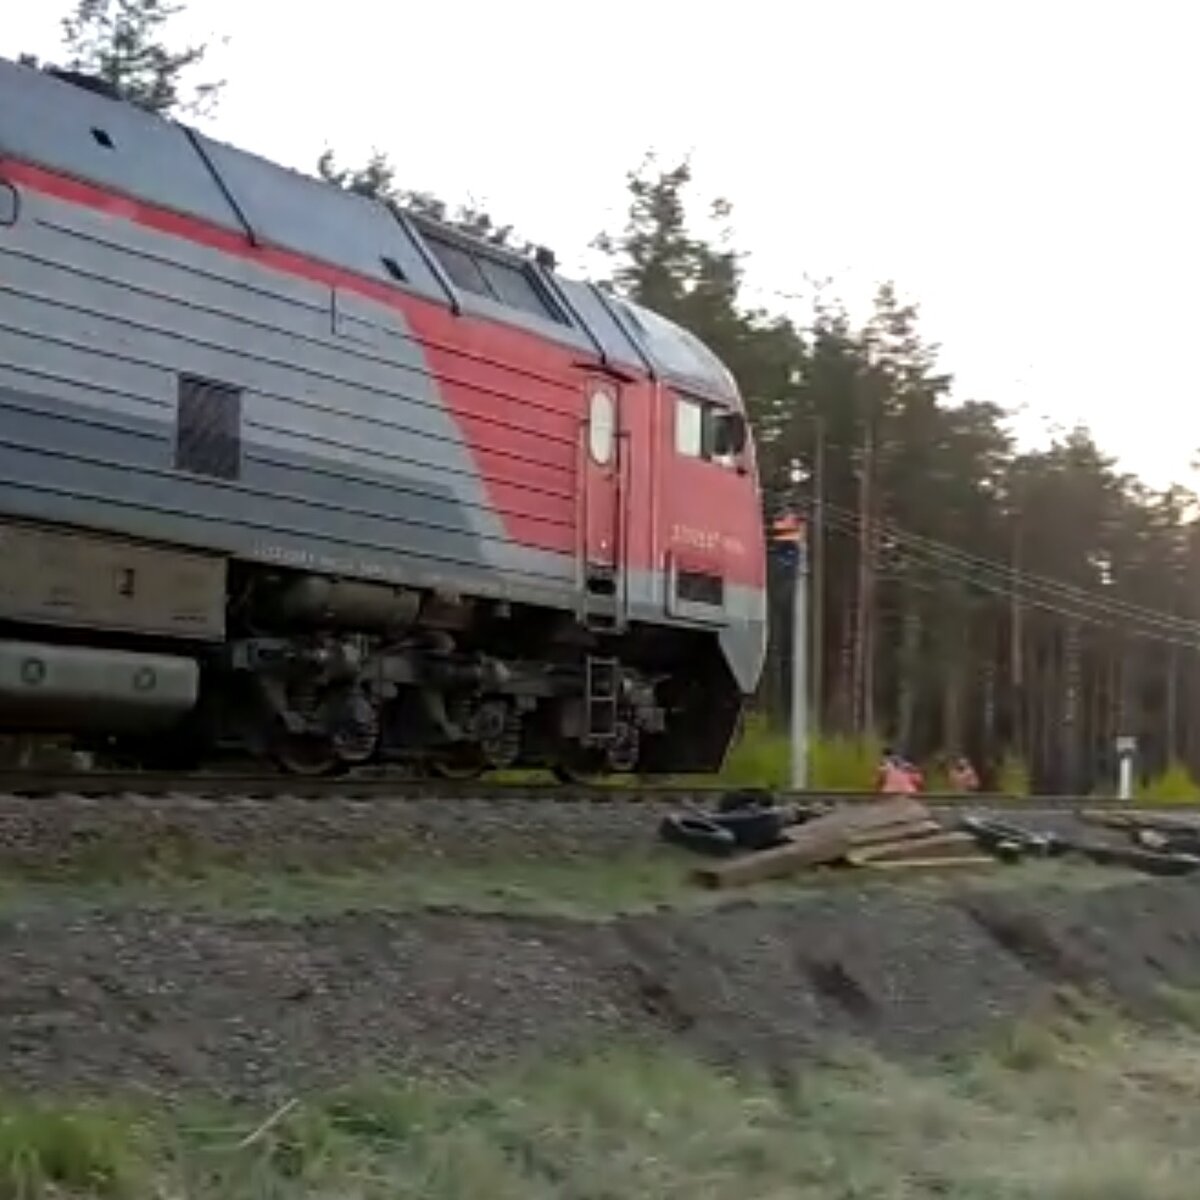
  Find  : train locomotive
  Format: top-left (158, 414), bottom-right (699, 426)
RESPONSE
top-left (0, 57), bottom-right (767, 777)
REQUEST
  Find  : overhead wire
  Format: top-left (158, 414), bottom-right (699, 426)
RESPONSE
top-left (812, 505), bottom-right (1200, 652)
top-left (810, 495), bottom-right (1200, 637)
top-left (764, 429), bottom-right (1197, 634)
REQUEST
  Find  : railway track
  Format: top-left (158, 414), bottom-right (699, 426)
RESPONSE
top-left (0, 766), bottom-right (1195, 812)
top-left (0, 769), bottom-right (1192, 885)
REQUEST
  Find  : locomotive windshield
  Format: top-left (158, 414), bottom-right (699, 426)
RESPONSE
top-left (614, 298), bottom-right (741, 405)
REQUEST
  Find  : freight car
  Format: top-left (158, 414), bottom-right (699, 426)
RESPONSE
top-left (0, 57), bottom-right (767, 777)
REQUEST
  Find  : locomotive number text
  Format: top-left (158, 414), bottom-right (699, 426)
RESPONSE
top-left (669, 523), bottom-right (746, 557)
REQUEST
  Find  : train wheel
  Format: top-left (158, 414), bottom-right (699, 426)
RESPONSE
top-left (427, 747), bottom-right (486, 781)
top-left (428, 760), bottom-right (486, 781)
top-left (552, 748), bottom-right (608, 785)
top-left (272, 731), bottom-right (343, 777)
top-left (552, 763), bottom-right (594, 784)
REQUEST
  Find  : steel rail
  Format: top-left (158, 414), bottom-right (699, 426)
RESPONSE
top-left (0, 768), bottom-right (1195, 813)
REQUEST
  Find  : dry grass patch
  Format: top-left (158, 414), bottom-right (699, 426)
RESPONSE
top-left (5, 998), bottom-right (1200, 1198)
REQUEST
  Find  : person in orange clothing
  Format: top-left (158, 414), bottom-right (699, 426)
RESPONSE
top-left (948, 754), bottom-right (980, 793)
top-left (877, 748), bottom-right (919, 795)
top-left (904, 757), bottom-right (925, 792)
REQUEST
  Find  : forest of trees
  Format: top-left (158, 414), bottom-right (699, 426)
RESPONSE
top-left (19, 0), bottom-right (1200, 793)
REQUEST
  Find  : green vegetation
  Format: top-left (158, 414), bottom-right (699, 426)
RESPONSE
top-left (0, 856), bottom-right (1140, 925)
top-left (718, 716), bottom-right (882, 791)
top-left (5, 1001), bottom-right (1200, 1199)
top-left (995, 752), bottom-right (1033, 798)
top-left (20, 0), bottom-right (224, 117)
top-left (0, 1098), bottom-right (145, 1199)
top-left (1136, 761), bottom-right (1200, 804)
top-left (0, 854), bottom-right (712, 920)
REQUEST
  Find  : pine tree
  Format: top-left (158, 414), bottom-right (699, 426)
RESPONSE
top-left (52, 0), bottom-right (224, 116)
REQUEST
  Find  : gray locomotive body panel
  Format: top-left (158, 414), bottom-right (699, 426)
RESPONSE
top-left (0, 185), bottom-right (578, 614)
top-left (0, 55), bottom-right (594, 622)
top-left (0, 56), bottom-right (768, 708)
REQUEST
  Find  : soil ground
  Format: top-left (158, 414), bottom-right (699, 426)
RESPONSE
top-left (4, 793), bottom-right (1200, 1197)
top-left (9, 871), bottom-right (1200, 1102)
top-left (0, 793), bottom-right (1196, 1099)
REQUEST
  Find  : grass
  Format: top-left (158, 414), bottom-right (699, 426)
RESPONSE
top-left (717, 716), bottom-right (885, 791)
top-left (0, 1100), bottom-right (145, 1199)
top-left (0, 851), bottom-right (699, 920)
top-left (491, 718), bottom-right (1200, 804)
top-left (0, 853), bottom-right (1143, 925)
top-left (15, 853), bottom-right (716, 920)
top-left (1136, 760), bottom-right (1200, 804)
top-left (492, 715), bottom-right (886, 792)
top-left (6, 999), bottom-right (1200, 1198)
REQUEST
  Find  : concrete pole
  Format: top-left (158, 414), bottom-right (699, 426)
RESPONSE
top-left (810, 416), bottom-right (825, 735)
top-left (791, 535), bottom-right (809, 790)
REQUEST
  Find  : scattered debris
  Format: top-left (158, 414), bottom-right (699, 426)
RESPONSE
top-left (687, 799), bottom-right (948, 889)
top-left (1080, 808), bottom-right (1200, 840)
top-left (1073, 809), bottom-right (1200, 874)
top-left (958, 815), bottom-right (1068, 860)
top-left (660, 795), bottom-right (1200, 889)
top-left (858, 854), bottom-right (996, 873)
top-left (846, 830), bottom-right (980, 867)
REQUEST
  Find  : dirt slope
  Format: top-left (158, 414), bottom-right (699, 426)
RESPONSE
top-left (4, 876), bottom-right (1200, 1100)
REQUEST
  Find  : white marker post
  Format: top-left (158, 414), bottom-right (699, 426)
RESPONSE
top-left (1115, 735), bottom-right (1136, 801)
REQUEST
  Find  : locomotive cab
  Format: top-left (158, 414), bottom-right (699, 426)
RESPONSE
top-left (601, 299), bottom-right (768, 773)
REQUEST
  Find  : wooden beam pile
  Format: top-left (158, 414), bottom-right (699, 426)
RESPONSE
top-left (692, 798), bottom-right (994, 890)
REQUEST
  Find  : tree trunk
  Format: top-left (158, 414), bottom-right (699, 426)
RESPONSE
top-left (896, 581), bottom-right (921, 749)
top-left (1062, 618), bottom-right (1081, 793)
top-left (941, 600), bottom-right (968, 755)
top-left (1008, 516), bottom-right (1027, 758)
top-left (831, 607), bottom-right (855, 734)
top-left (851, 420), bottom-right (874, 735)
top-left (981, 656), bottom-right (997, 764)
top-left (862, 510), bottom-right (878, 737)
top-left (810, 419), bottom-right (826, 734)
top-left (1166, 641), bottom-right (1179, 764)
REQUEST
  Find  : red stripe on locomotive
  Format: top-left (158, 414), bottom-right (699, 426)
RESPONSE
top-left (0, 155), bottom-right (764, 589)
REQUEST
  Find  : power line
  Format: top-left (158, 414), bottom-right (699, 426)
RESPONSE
top-left (816, 498), bottom-right (1200, 640)
top-left (818, 506), bottom-right (1200, 652)
top-left (820, 505), bottom-right (1185, 641)
top-left (758, 414), bottom-right (1197, 633)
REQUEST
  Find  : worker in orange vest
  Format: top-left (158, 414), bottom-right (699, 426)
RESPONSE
top-left (877, 749), bottom-right (919, 795)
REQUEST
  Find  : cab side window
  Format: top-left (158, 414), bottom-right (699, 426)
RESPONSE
top-left (675, 396), bottom-right (704, 458)
top-left (674, 395), bottom-right (746, 465)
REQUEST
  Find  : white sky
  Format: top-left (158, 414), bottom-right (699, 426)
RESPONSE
top-left (6, 0), bottom-right (1198, 488)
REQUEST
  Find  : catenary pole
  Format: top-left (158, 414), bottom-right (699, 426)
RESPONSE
top-left (771, 511), bottom-right (809, 789)
top-left (791, 521), bottom-right (809, 789)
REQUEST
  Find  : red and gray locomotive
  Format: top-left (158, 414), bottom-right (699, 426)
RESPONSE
top-left (0, 57), bottom-right (767, 777)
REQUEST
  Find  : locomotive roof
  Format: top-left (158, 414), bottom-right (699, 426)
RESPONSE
top-left (0, 56), bottom-right (743, 410)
